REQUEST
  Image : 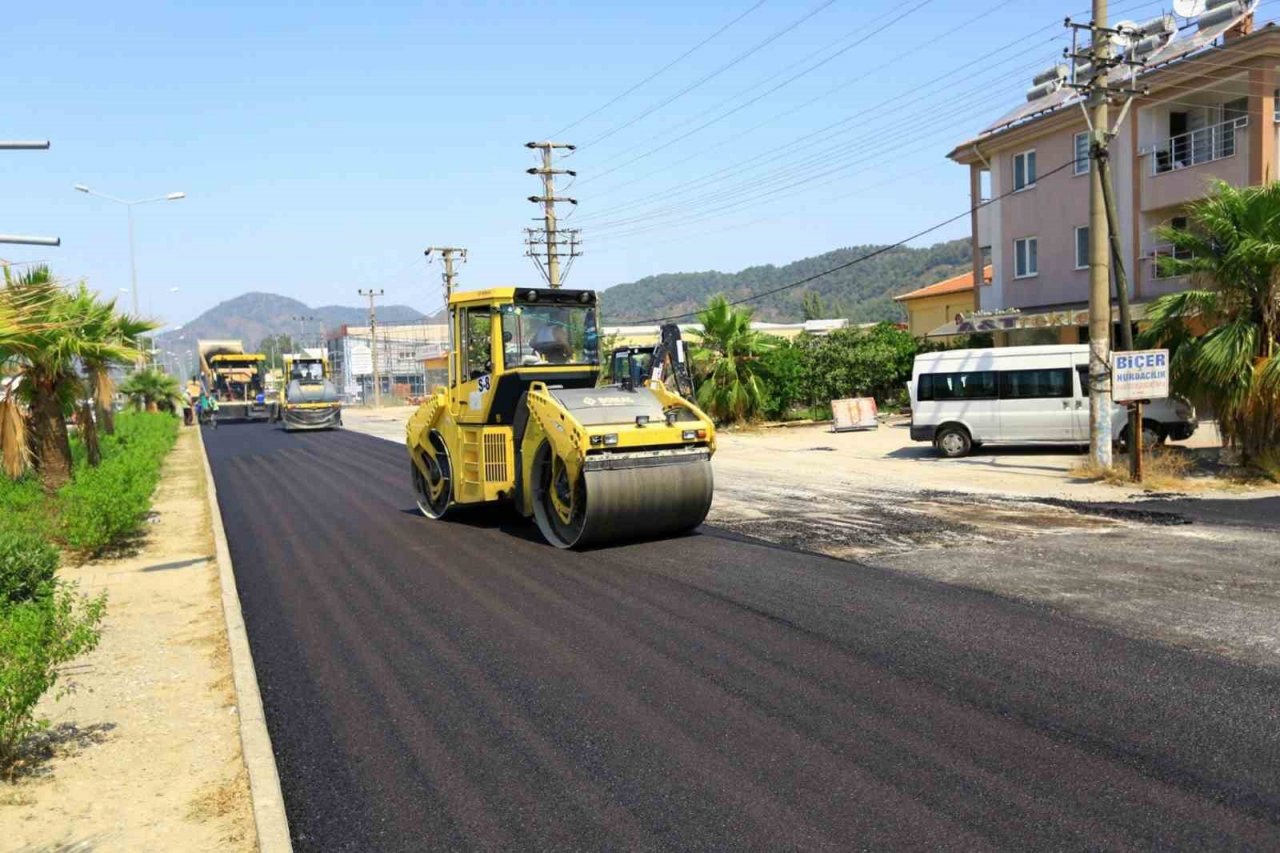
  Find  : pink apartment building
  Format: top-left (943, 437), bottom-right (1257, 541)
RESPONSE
top-left (942, 2), bottom-right (1274, 344)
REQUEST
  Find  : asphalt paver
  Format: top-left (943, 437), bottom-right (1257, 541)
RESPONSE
top-left (204, 423), bottom-right (1280, 851)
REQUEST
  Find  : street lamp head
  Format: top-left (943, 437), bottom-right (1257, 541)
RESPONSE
top-left (166, 192), bottom-right (186, 201)
top-left (74, 184), bottom-right (90, 193)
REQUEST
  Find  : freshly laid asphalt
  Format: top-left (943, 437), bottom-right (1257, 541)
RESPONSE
top-left (204, 423), bottom-right (1280, 851)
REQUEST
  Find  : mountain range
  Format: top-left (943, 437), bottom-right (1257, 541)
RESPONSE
top-left (152, 239), bottom-right (971, 373)
top-left (153, 292), bottom-right (428, 369)
top-left (598, 238), bottom-right (971, 324)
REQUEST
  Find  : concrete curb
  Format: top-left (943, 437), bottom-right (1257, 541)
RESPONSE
top-left (197, 426), bottom-right (293, 852)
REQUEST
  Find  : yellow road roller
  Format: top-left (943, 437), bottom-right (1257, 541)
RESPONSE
top-left (278, 352), bottom-right (342, 431)
top-left (405, 286), bottom-right (715, 548)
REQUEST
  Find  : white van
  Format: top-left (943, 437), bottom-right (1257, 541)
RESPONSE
top-left (908, 345), bottom-right (1196, 457)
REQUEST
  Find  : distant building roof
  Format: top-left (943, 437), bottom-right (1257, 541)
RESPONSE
top-left (894, 265), bottom-right (991, 302)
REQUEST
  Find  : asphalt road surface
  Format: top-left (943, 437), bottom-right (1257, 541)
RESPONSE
top-left (204, 424), bottom-right (1280, 851)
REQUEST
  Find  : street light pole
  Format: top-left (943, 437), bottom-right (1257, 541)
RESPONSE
top-left (127, 205), bottom-right (139, 316)
top-left (74, 184), bottom-right (185, 320)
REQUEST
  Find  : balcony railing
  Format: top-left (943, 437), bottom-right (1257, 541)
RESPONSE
top-left (1151, 116), bottom-right (1248, 175)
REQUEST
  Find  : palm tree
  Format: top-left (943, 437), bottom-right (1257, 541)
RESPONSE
top-left (82, 310), bottom-right (150, 438)
top-left (1, 267), bottom-right (146, 489)
top-left (1, 276), bottom-right (60, 479)
top-left (119, 368), bottom-right (183, 413)
top-left (1143, 180), bottom-right (1280, 463)
top-left (0, 376), bottom-right (26, 480)
top-left (690, 295), bottom-right (775, 424)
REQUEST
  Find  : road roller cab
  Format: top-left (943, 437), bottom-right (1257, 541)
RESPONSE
top-left (406, 286), bottom-right (716, 548)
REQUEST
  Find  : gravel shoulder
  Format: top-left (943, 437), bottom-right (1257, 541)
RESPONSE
top-left (343, 406), bottom-right (1280, 670)
top-left (2, 425), bottom-right (255, 852)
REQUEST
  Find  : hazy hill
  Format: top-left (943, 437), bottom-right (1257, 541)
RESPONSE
top-left (154, 292), bottom-right (427, 368)
top-left (599, 238), bottom-right (971, 324)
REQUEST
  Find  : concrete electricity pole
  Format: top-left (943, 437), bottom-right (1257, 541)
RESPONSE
top-left (525, 141), bottom-right (581, 288)
top-left (1087, 0), bottom-right (1113, 468)
top-left (424, 246), bottom-right (467, 304)
top-left (1067, 2), bottom-right (1151, 471)
top-left (358, 288), bottom-right (385, 408)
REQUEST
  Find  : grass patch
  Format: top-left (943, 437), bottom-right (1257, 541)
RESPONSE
top-left (1070, 447), bottom-right (1197, 490)
top-left (0, 412), bottom-right (179, 556)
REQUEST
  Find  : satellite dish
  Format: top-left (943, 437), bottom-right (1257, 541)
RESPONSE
top-left (1173, 0), bottom-right (1207, 18)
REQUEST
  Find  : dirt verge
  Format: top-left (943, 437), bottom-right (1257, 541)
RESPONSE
top-left (2, 425), bottom-right (255, 851)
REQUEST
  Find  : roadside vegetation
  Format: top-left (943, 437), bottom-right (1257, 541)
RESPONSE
top-left (1, 265), bottom-right (178, 773)
top-left (120, 367), bottom-right (185, 413)
top-left (685, 294), bottom-right (980, 425)
top-left (1143, 180), bottom-right (1280, 475)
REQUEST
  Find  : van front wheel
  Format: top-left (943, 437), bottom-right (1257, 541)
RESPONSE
top-left (1118, 420), bottom-right (1164, 453)
top-left (934, 426), bottom-right (972, 458)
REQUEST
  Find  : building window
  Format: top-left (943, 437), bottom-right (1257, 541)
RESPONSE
top-left (1014, 149), bottom-right (1037, 190)
top-left (1074, 132), bottom-right (1090, 175)
top-left (1152, 216), bottom-right (1194, 279)
top-left (1075, 226), bottom-right (1089, 270)
top-left (1014, 237), bottom-right (1038, 278)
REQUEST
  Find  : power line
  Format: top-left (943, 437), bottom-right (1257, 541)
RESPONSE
top-left (576, 0), bottom-right (838, 151)
top-left (579, 0), bottom-right (934, 178)
top-left (583, 71), bottom-right (1041, 235)
top-left (581, 0), bottom-right (1039, 186)
top-left (628, 158), bottom-right (1077, 324)
top-left (548, 0), bottom-right (769, 139)
top-left (575, 32), bottom-right (1066, 213)
top-left (579, 8), bottom-right (1263, 237)
top-left (577, 0), bottom-right (1179, 202)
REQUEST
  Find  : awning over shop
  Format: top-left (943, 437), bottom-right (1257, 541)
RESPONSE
top-left (926, 303), bottom-right (1150, 338)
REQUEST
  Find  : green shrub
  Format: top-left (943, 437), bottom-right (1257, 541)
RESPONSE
top-left (0, 531), bottom-right (59, 605)
top-left (0, 584), bottom-right (106, 768)
top-left (0, 476), bottom-right (47, 538)
top-left (759, 339), bottom-right (808, 420)
top-left (58, 412), bottom-right (178, 555)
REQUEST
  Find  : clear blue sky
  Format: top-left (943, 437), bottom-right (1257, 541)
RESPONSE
top-left (5, 0), bottom-right (1206, 326)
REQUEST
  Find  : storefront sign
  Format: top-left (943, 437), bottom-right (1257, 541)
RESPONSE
top-left (1111, 349), bottom-right (1170, 402)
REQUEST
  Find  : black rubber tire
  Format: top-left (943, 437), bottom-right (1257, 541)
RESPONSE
top-left (1119, 420), bottom-right (1165, 453)
top-left (531, 441), bottom-right (588, 549)
top-left (413, 431), bottom-right (452, 519)
top-left (934, 425), bottom-right (972, 458)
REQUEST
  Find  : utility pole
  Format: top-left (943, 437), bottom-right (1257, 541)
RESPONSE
top-left (1066, 4), bottom-right (1154, 473)
top-left (291, 314), bottom-right (317, 349)
top-left (424, 246), bottom-right (467, 304)
top-left (358, 288), bottom-right (384, 408)
top-left (1086, 0), bottom-right (1113, 469)
top-left (525, 141), bottom-right (581, 288)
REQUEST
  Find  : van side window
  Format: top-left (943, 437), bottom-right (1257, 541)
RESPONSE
top-left (1076, 365), bottom-right (1089, 397)
top-left (999, 368), bottom-right (1072, 399)
top-left (918, 371), bottom-right (997, 401)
